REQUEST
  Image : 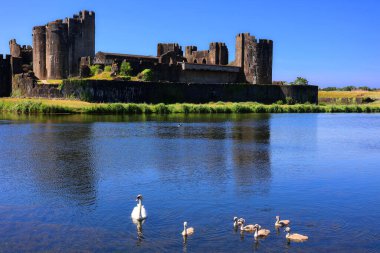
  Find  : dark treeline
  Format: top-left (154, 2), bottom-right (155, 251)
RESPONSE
top-left (320, 86), bottom-right (379, 91)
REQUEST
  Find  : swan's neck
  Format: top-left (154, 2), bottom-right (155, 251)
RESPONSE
top-left (286, 232), bottom-right (290, 238)
top-left (254, 228), bottom-right (258, 238)
top-left (184, 224), bottom-right (187, 235)
top-left (138, 199), bottom-right (142, 219)
top-left (233, 220), bottom-right (237, 227)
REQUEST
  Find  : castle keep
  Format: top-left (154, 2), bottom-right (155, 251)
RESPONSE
top-left (33, 10), bottom-right (95, 80)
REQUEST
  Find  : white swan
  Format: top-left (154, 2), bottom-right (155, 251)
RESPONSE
top-left (131, 194), bottom-right (147, 221)
top-left (275, 216), bottom-right (290, 227)
top-left (182, 221), bottom-right (194, 236)
top-left (285, 227), bottom-right (308, 242)
top-left (233, 217), bottom-right (246, 228)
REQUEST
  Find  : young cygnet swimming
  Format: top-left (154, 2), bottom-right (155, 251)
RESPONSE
top-left (233, 217), bottom-right (246, 228)
top-left (275, 215), bottom-right (290, 227)
top-left (182, 221), bottom-right (194, 236)
top-left (131, 194), bottom-right (147, 221)
top-left (285, 227), bottom-right (308, 242)
top-left (240, 220), bottom-right (256, 232)
top-left (254, 224), bottom-right (270, 239)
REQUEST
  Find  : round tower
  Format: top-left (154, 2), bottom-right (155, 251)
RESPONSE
top-left (46, 20), bottom-right (69, 79)
top-left (33, 26), bottom-right (47, 79)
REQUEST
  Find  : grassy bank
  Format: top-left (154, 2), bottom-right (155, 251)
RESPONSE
top-left (1, 98), bottom-right (380, 114)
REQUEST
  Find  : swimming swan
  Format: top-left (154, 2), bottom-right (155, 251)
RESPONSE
top-left (285, 227), bottom-right (308, 242)
top-left (182, 221), bottom-right (194, 236)
top-left (254, 224), bottom-right (270, 239)
top-left (233, 217), bottom-right (246, 228)
top-left (131, 194), bottom-right (147, 221)
top-left (275, 216), bottom-right (290, 227)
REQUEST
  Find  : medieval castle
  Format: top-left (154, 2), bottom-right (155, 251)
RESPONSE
top-left (0, 10), bottom-right (276, 98)
top-left (0, 11), bottom-right (317, 104)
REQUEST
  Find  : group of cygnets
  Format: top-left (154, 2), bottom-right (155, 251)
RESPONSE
top-left (234, 216), bottom-right (309, 242)
top-left (131, 194), bottom-right (308, 243)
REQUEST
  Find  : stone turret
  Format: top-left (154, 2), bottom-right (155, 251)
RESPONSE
top-left (33, 26), bottom-right (47, 79)
top-left (209, 42), bottom-right (228, 65)
top-left (233, 33), bottom-right (273, 84)
top-left (46, 20), bottom-right (69, 79)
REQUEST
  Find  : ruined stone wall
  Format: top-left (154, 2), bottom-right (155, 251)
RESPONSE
top-left (233, 33), bottom-right (273, 84)
top-left (157, 43), bottom-right (183, 57)
top-left (178, 70), bottom-right (239, 84)
top-left (9, 39), bottom-right (33, 64)
top-left (12, 75), bottom-right (318, 104)
top-left (60, 81), bottom-right (317, 104)
top-left (185, 42), bottom-right (228, 65)
top-left (0, 55), bottom-right (12, 97)
top-left (12, 74), bottom-right (62, 98)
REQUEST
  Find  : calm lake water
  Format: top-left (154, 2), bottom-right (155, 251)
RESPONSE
top-left (0, 113), bottom-right (379, 252)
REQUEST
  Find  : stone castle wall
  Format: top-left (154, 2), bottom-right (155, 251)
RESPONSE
top-left (12, 75), bottom-right (318, 104)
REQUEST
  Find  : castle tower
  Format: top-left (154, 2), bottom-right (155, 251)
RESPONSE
top-left (46, 20), bottom-right (69, 79)
top-left (185, 46), bottom-right (197, 63)
top-left (80, 10), bottom-right (95, 58)
top-left (9, 39), bottom-right (21, 58)
top-left (234, 33), bottom-right (273, 84)
top-left (66, 17), bottom-right (83, 77)
top-left (32, 10), bottom-right (95, 80)
top-left (33, 26), bottom-right (47, 79)
top-left (209, 42), bottom-right (228, 65)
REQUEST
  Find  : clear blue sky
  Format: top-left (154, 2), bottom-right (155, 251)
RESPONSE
top-left (0, 0), bottom-right (379, 87)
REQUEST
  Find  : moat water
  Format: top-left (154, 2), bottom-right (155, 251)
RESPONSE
top-left (0, 113), bottom-right (379, 252)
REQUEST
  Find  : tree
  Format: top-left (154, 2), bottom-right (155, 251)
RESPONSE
top-left (137, 69), bottom-right (153, 81)
top-left (120, 61), bottom-right (132, 76)
top-left (291, 77), bottom-right (309, 85)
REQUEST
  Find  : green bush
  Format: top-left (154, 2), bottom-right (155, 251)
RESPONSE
top-left (104, 65), bottom-right (112, 72)
top-left (120, 61), bottom-right (132, 76)
top-left (275, 100), bottom-right (284, 105)
top-left (89, 65), bottom-right (101, 76)
top-left (138, 69), bottom-right (153, 81)
top-left (291, 77), bottom-right (309, 85)
top-left (285, 97), bottom-right (296, 105)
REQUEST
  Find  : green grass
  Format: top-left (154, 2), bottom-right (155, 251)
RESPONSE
top-left (1, 98), bottom-right (380, 115)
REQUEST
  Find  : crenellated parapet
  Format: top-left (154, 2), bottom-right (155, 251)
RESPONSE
top-left (185, 42), bottom-right (229, 65)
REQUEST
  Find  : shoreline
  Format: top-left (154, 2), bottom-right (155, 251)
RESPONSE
top-left (1, 98), bottom-right (380, 114)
